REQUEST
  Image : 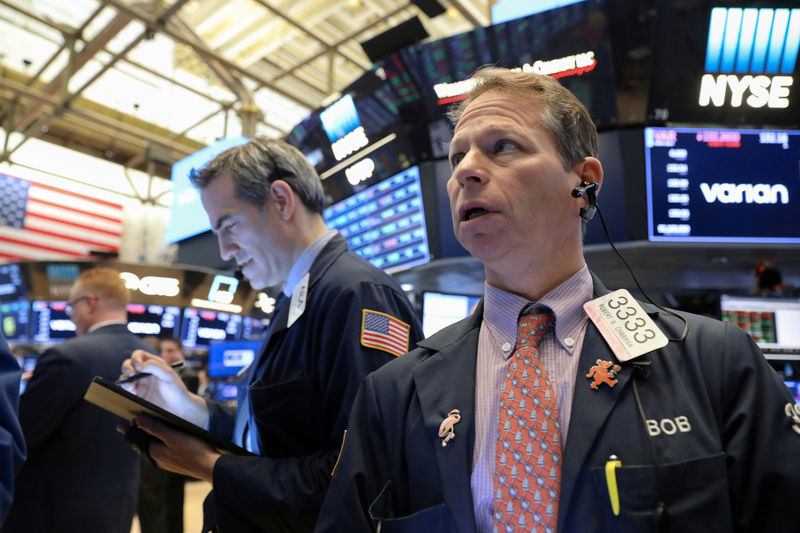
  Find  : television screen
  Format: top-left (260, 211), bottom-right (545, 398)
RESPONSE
top-left (1, 300), bottom-right (30, 343)
top-left (323, 166), bottom-right (431, 273)
top-left (785, 380), bottom-right (800, 404)
top-left (721, 294), bottom-right (800, 358)
top-left (210, 381), bottom-right (240, 403)
top-left (644, 127), bottom-right (800, 243)
top-left (422, 291), bottom-right (481, 337)
top-left (30, 300), bottom-right (76, 344)
top-left (241, 316), bottom-right (268, 340)
top-left (180, 307), bottom-right (242, 349)
top-left (0, 263), bottom-right (26, 303)
top-left (126, 303), bottom-right (182, 338)
top-left (164, 136), bottom-right (249, 244)
top-left (18, 355), bottom-right (37, 395)
top-left (207, 339), bottom-right (261, 378)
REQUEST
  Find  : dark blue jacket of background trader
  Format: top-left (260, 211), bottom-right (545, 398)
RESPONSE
top-left (316, 275), bottom-right (800, 533)
top-left (0, 333), bottom-right (25, 524)
top-left (202, 234), bottom-right (423, 532)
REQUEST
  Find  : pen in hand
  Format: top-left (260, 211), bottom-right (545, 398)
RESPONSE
top-left (115, 361), bottom-right (184, 386)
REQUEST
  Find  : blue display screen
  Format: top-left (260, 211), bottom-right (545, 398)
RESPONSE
top-left (323, 166), bottom-right (431, 273)
top-left (164, 136), bottom-right (249, 244)
top-left (30, 300), bottom-right (76, 344)
top-left (180, 307), bottom-right (241, 349)
top-left (645, 127), bottom-right (800, 242)
top-left (126, 303), bottom-right (182, 338)
top-left (422, 291), bottom-right (481, 338)
top-left (207, 339), bottom-right (261, 378)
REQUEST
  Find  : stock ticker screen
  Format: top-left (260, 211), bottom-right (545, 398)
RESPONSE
top-left (644, 127), bottom-right (800, 243)
top-left (126, 303), bottom-right (182, 339)
top-left (180, 307), bottom-right (242, 349)
top-left (323, 166), bottom-right (431, 273)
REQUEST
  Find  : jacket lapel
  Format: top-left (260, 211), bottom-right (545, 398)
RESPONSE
top-left (558, 275), bottom-right (660, 524)
top-left (413, 309), bottom-right (483, 533)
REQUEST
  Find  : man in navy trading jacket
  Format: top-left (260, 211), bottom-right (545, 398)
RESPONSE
top-left (315, 68), bottom-right (800, 532)
top-left (121, 138), bottom-right (423, 532)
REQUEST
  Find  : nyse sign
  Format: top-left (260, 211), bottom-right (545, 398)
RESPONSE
top-left (699, 8), bottom-right (799, 110)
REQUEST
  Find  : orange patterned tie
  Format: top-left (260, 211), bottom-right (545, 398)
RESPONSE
top-left (494, 310), bottom-right (560, 533)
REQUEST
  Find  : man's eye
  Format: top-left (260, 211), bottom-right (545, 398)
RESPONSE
top-left (495, 139), bottom-right (516, 152)
top-left (451, 153), bottom-right (464, 167)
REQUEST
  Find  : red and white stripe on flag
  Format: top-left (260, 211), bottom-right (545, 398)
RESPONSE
top-left (0, 173), bottom-right (123, 262)
top-left (360, 309), bottom-right (411, 357)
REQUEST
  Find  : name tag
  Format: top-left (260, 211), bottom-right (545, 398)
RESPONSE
top-left (584, 289), bottom-right (668, 361)
top-left (287, 272), bottom-right (309, 329)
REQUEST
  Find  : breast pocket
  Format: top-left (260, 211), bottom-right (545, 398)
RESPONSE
top-left (590, 453), bottom-right (733, 533)
top-left (249, 372), bottom-right (319, 456)
top-left (368, 480), bottom-right (455, 533)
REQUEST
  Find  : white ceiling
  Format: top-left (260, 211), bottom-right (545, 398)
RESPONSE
top-left (0, 0), bottom-right (491, 182)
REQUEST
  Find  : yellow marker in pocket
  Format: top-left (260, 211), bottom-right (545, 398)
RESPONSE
top-left (605, 454), bottom-right (622, 516)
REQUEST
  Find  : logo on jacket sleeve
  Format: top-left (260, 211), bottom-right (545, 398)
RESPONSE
top-left (361, 309), bottom-right (410, 357)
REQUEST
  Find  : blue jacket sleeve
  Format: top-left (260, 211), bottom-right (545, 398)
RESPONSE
top-left (0, 334), bottom-right (26, 522)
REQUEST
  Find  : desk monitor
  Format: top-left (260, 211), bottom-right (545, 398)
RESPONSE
top-left (720, 294), bottom-right (800, 358)
top-left (207, 339), bottom-right (260, 378)
top-left (422, 291), bottom-right (481, 338)
top-left (30, 300), bottom-right (76, 344)
top-left (785, 381), bottom-right (800, 405)
top-left (126, 303), bottom-right (181, 338)
top-left (1, 300), bottom-right (30, 343)
top-left (181, 307), bottom-right (242, 349)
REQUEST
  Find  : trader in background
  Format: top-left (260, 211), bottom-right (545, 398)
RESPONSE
top-left (315, 67), bottom-right (800, 532)
top-left (121, 138), bottom-right (423, 532)
top-left (0, 332), bottom-right (25, 525)
top-left (137, 337), bottom-right (197, 533)
top-left (3, 267), bottom-right (152, 533)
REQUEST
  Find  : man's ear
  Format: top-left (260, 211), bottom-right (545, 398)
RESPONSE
top-left (270, 180), bottom-right (295, 220)
top-left (576, 157), bottom-right (603, 193)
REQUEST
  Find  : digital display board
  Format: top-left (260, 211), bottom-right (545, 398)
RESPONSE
top-left (721, 294), bottom-right (800, 357)
top-left (644, 127), bottom-right (800, 242)
top-left (785, 380), bottom-right (800, 404)
top-left (323, 166), bottom-right (431, 273)
top-left (207, 339), bottom-right (260, 378)
top-left (0, 263), bottom-right (26, 302)
top-left (1, 301), bottom-right (30, 343)
top-left (422, 291), bottom-right (481, 337)
top-left (126, 303), bottom-right (181, 338)
top-left (164, 136), bottom-right (249, 244)
top-left (648, 6), bottom-right (800, 126)
top-left (241, 316), bottom-right (268, 340)
top-left (31, 300), bottom-right (76, 344)
top-left (180, 307), bottom-right (241, 349)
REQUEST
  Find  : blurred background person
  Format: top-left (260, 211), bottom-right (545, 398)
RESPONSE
top-left (2, 267), bottom-right (152, 533)
top-left (0, 332), bottom-right (25, 525)
top-left (137, 337), bottom-right (198, 533)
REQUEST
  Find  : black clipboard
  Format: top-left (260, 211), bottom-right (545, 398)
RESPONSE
top-left (84, 376), bottom-right (252, 456)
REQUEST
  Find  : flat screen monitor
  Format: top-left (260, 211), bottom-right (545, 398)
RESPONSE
top-left (211, 381), bottom-right (240, 403)
top-left (180, 307), bottom-right (242, 349)
top-left (0, 263), bottom-right (26, 303)
top-left (1, 300), bottom-right (29, 343)
top-left (18, 355), bottom-right (37, 395)
top-left (786, 381), bottom-right (800, 404)
top-left (241, 316), bottom-right (268, 340)
top-left (720, 294), bottom-right (800, 358)
top-left (164, 136), bottom-right (249, 244)
top-left (323, 166), bottom-right (431, 273)
top-left (422, 291), bottom-right (481, 338)
top-left (644, 127), bottom-right (800, 242)
top-left (126, 304), bottom-right (182, 338)
top-left (207, 339), bottom-right (261, 378)
top-left (30, 300), bottom-right (76, 344)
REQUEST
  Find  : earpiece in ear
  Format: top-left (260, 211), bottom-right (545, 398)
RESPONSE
top-left (573, 181), bottom-right (598, 222)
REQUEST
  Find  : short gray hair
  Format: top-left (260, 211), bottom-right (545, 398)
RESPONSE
top-left (190, 138), bottom-right (325, 214)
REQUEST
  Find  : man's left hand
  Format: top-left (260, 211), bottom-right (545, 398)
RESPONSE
top-left (134, 414), bottom-right (221, 483)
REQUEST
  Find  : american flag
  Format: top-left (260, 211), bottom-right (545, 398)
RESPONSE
top-left (360, 309), bottom-right (411, 357)
top-left (0, 173), bottom-right (123, 261)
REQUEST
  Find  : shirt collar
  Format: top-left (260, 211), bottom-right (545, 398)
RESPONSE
top-left (87, 320), bottom-right (127, 334)
top-left (483, 265), bottom-right (593, 357)
top-left (282, 229), bottom-right (337, 298)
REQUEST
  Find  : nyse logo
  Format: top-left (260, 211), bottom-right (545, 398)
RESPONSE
top-left (700, 182), bottom-right (789, 204)
top-left (699, 8), bottom-right (800, 108)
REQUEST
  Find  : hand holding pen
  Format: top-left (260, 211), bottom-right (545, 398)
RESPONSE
top-left (115, 361), bottom-right (184, 386)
